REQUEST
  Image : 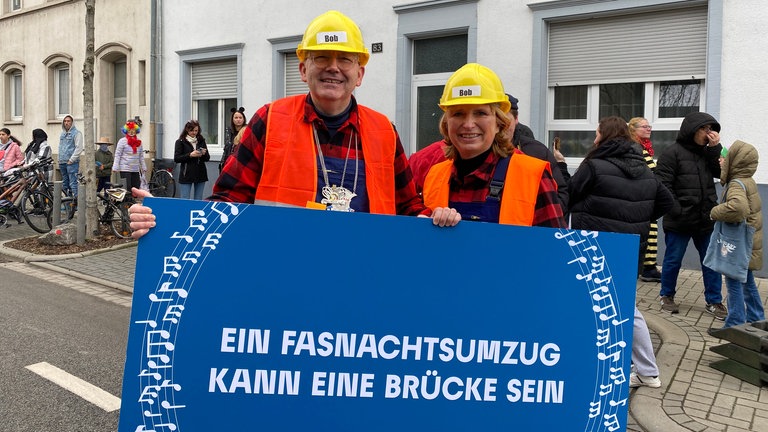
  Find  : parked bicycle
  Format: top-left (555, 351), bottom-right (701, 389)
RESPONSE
top-left (0, 157), bottom-right (72, 232)
top-left (77, 174), bottom-right (134, 238)
top-left (96, 184), bottom-right (134, 238)
top-left (144, 150), bottom-right (176, 198)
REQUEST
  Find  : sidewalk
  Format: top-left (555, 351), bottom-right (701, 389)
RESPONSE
top-left (0, 225), bottom-right (766, 431)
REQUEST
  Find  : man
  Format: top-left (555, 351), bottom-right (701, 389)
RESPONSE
top-left (58, 115), bottom-right (83, 197)
top-left (655, 112), bottom-right (726, 319)
top-left (129, 10), bottom-right (458, 237)
top-left (410, 94), bottom-right (569, 211)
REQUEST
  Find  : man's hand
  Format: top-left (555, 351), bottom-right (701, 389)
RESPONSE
top-left (129, 188), bottom-right (156, 239)
top-left (706, 130), bottom-right (721, 147)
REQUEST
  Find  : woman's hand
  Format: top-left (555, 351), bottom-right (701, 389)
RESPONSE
top-left (129, 188), bottom-right (156, 239)
top-left (429, 207), bottom-right (461, 227)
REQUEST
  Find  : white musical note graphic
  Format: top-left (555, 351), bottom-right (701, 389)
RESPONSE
top-left (135, 426), bottom-right (156, 432)
top-left (143, 410), bottom-right (161, 418)
top-left (554, 230), bottom-right (575, 239)
top-left (609, 367), bottom-right (626, 384)
top-left (181, 251), bottom-right (201, 264)
top-left (147, 330), bottom-right (174, 364)
top-left (599, 383), bottom-right (612, 396)
top-left (163, 305), bottom-right (185, 324)
top-left (588, 400), bottom-right (601, 418)
top-left (596, 328), bottom-right (610, 347)
top-left (135, 319), bottom-right (157, 328)
top-left (161, 400), bottom-right (186, 410)
top-left (170, 232), bottom-right (193, 243)
top-left (190, 210), bottom-right (207, 231)
top-left (202, 233), bottom-right (222, 250)
top-left (609, 398), bottom-right (627, 407)
top-left (159, 282), bottom-right (188, 298)
top-left (568, 256), bottom-right (587, 265)
top-left (603, 413), bottom-right (621, 431)
top-left (162, 257), bottom-right (181, 278)
top-left (597, 341), bottom-right (626, 363)
top-left (139, 369), bottom-right (161, 381)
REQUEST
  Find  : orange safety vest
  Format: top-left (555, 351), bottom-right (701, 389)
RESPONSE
top-left (255, 95), bottom-right (397, 214)
top-left (422, 152), bottom-right (549, 226)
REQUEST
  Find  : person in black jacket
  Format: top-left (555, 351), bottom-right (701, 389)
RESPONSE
top-left (174, 119), bottom-right (210, 200)
top-left (568, 115), bottom-right (674, 389)
top-left (506, 94), bottom-right (570, 210)
top-left (655, 112), bottom-right (726, 319)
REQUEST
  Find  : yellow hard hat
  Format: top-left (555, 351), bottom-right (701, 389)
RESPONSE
top-left (296, 10), bottom-right (370, 66)
top-left (439, 63), bottom-right (510, 113)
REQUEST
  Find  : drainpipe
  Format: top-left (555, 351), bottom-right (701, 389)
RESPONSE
top-left (150, 0), bottom-right (164, 160)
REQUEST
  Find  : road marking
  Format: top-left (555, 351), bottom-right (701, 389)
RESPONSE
top-left (25, 361), bottom-right (121, 412)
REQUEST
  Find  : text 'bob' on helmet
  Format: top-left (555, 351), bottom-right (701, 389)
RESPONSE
top-left (439, 63), bottom-right (510, 113)
top-left (296, 10), bottom-right (370, 66)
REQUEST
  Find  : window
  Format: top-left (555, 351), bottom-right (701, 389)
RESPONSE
top-left (548, 80), bottom-right (702, 157)
top-left (114, 60), bottom-right (127, 143)
top-left (395, 0), bottom-right (479, 153)
top-left (10, 0), bottom-right (21, 12)
top-left (411, 35), bottom-right (468, 151)
top-left (191, 60), bottom-right (237, 149)
top-left (10, 70), bottom-right (23, 120)
top-left (284, 52), bottom-right (308, 96)
top-left (537, 5), bottom-right (710, 158)
top-left (54, 64), bottom-right (70, 118)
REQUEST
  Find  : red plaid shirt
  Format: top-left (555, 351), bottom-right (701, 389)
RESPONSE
top-left (447, 150), bottom-right (565, 228)
top-left (211, 95), bottom-right (429, 216)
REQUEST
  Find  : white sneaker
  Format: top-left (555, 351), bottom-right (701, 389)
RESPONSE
top-left (629, 372), bottom-right (661, 388)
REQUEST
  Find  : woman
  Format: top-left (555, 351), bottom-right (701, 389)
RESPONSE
top-left (174, 120), bottom-right (210, 200)
top-left (0, 128), bottom-right (24, 174)
top-left (114, 120), bottom-right (147, 190)
top-left (710, 140), bottom-right (764, 329)
top-left (24, 129), bottom-right (53, 181)
top-left (567, 116), bottom-right (674, 389)
top-left (628, 117), bottom-right (662, 282)
top-left (421, 63), bottom-right (564, 228)
top-left (219, 107), bottom-right (247, 173)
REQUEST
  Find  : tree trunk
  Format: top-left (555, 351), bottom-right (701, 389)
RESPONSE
top-left (82, 0), bottom-right (98, 239)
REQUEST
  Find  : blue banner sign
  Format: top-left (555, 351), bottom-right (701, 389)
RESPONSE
top-left (119, 198), bottom-right (639, 432)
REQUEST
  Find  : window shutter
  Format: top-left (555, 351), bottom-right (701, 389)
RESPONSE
top-left (548, 6), bottom-right (707, 86)
top-left (191, 60), bottom-right (237, 100)
top-left (285, 53), bottom-right (308, 96)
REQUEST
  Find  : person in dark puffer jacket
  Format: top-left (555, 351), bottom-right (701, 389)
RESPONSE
top-left (655, 111), bottom-right (727, 319)
top-left (568, 116), bottom-right (674, 389)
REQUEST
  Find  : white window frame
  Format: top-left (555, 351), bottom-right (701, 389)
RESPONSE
top-left (54, 64), bottom-right (70, 118)
top-left (191, 98), bottom-right (236, 150)
top-left (10, 70), bottom-right (23, 120)
top-left (10, 0), bottom-right (21, 12)
top-left (410, 72), bottom-right (453, 152)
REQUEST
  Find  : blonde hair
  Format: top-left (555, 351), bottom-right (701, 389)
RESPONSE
top-left (627, 117), bottom-right (648, 144)
top-left (439, 103), bottom-right (514, 160)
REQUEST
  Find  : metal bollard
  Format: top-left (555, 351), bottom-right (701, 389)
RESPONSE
top-left (77, 189), bottom-right (86, 245)
top-left (53, 181), bottom-right (63, 227)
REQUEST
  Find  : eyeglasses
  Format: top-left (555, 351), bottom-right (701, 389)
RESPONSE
top-left (309, 54), bottom-right (359, 71)
top-left (638, 125), bottom-right (652, 130)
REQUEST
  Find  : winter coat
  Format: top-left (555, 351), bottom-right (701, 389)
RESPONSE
top-left (113, 137), bottom-right (147, 173)
top-left (568, 138), bottom-right (674, 262)
top-left (0, 141), bottom-right (24, 171)
top-left (710, 140), bottom-right (763, 270)
top-left (174, 136), bottom-right (210, 184)
top-left (95, 149), bottom-right (114, 178)
top-left (655, 112), bottom-right (722, 234)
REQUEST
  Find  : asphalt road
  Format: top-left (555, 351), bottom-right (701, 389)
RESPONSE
top-left (0, 264), bottom-right (130, 432)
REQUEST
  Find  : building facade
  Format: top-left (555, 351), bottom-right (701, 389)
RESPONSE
top-left (0, 0), bottom-right (152, 156)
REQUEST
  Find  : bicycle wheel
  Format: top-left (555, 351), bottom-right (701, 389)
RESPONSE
top-left (110, 202), bottom-right (133, 239)
top-left (21, 190), bottom-right (53, 233)
top-left (150, 170), bottom-right (175, 198)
